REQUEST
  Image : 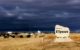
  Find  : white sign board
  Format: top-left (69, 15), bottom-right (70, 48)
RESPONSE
top-left (54, 25), bottom-right (73, 42)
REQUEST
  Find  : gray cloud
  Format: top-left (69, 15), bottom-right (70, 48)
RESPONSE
top-left (0, 0), bottom-right (80, 31)
top-left (0, 0), bottom-right (80, 6)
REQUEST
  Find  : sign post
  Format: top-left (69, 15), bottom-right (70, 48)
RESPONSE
top-left (54, 25), bottom-right (73, 42)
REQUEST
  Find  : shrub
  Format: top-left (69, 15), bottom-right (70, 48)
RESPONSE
top-left (19, 35), bottom-right (24, 38)
top-left (11, 35), bottom-right (15, 38)
top-left (26, 35), bottom-right (31, 38)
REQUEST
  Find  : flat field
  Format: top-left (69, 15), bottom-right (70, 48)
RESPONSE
top-left (0, 33), bottom-right (80, 50)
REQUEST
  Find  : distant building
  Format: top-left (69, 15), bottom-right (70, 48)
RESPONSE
top-left (7, 31), bottom-right (12, 34)
top-left (7, 31), bottom-right (13, 35)
top-left (37, 30), bottom-right (41, 34)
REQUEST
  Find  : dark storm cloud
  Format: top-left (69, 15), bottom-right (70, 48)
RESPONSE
top-left (0, 0), bottom-right (80, 6)
top-left (0, 0), bottom-right (80, 32)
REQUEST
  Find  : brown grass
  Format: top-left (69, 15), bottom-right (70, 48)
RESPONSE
top-left (0, 33), bottom-right (80, 50)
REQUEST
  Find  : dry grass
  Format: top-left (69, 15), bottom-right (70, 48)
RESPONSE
top-left (42, 33), bottom-right (80, 50)
top-left (0, 38), bottom-right (43, 50)
top-left (0, 33), bottom-right (80, 50)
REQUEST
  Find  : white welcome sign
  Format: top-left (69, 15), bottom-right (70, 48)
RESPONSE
top-left (54, 25), bottom-right (73, 42)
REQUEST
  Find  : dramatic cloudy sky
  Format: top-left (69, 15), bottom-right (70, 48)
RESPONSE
top-left (0, 0), bottom-right (80, 32)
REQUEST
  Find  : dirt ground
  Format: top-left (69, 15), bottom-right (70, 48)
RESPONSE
top-left (0, 34), bottom-right (80, 50)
